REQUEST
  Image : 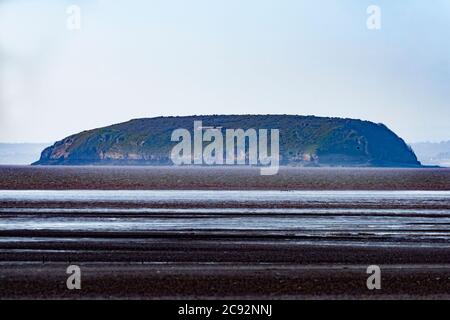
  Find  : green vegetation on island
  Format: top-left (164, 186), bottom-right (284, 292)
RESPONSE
top-left (33, 115), bottom-right (420, 167)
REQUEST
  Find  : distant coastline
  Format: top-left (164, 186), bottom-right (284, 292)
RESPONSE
top-left (411, 141), bottom-right (450, 167)
top-left (0, 143), bottom-right (50, 165)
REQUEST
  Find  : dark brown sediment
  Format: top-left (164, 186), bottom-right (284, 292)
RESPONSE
top-left (2, 243), bottom-right (450, 299)
top-left (1, 233), bottom-right (450, 299)
top-left (5, 262), bottom-right (450, 300)
top-left (0, 166), bottom-right (449, 190)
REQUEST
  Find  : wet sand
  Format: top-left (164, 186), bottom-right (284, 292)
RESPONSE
top-left (2, 243), bottom-right (450, 299)
top-left (1, 166), bottom-right (449, 190)
top-left (1, 166), bottom-right (450, 299)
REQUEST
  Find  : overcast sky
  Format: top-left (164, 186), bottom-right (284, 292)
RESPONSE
top-left (1, 0), bottom-right (449, 143)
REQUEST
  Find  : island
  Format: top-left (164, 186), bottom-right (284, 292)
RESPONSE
top-left (33, 115), bottom-right (421, 167)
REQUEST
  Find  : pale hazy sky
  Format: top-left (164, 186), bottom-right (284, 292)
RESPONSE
top-left (0, 0), bottom-right (449, 143)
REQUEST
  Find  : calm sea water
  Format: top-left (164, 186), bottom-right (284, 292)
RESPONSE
top-left (1, 190), bottom-right (450, 246)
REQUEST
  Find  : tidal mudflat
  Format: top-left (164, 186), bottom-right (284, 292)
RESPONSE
top-left (1, 166), bottom-right (450, 299)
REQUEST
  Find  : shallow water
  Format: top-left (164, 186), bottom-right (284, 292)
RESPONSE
top-left (1, 190), bottom-right (450, 246)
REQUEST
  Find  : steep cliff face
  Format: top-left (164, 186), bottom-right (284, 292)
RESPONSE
top-left (33, 115), bottom-right (421, 167)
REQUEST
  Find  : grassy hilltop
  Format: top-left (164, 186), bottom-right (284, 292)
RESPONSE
top-left (33, 115), bottom-right (420, 167)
